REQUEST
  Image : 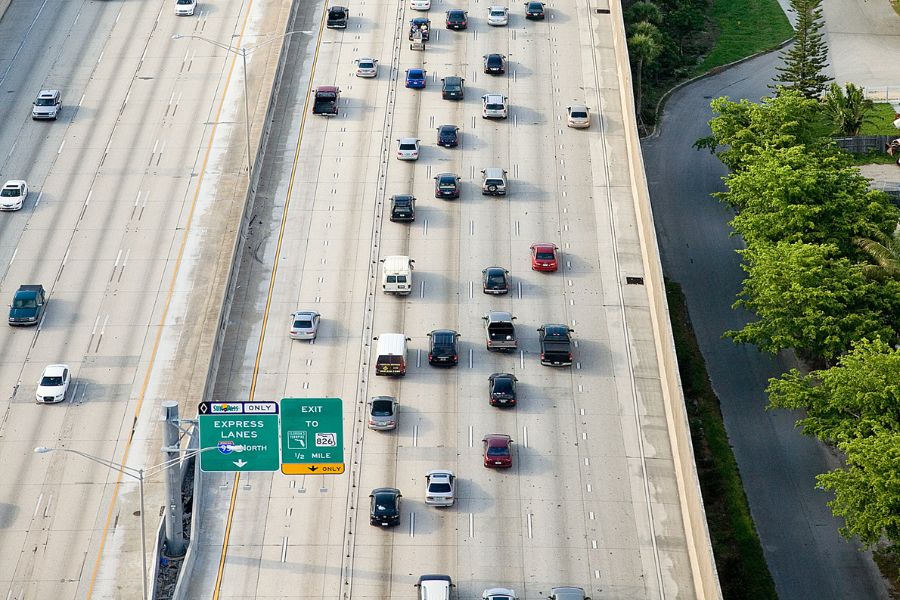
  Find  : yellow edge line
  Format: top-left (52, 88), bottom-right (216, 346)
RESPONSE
top-left (211, 6), bottom-right (328, 599)
top-left (85, 0), bottom-right (256, 596)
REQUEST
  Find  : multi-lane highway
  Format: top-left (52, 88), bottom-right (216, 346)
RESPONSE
top-left (0, 0), bottom-right (287, 597)
top-left (185, 0), bottom-right (707, 597)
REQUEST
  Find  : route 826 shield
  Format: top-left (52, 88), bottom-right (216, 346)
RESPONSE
top-left (315, 432), bottom-right (337, 447)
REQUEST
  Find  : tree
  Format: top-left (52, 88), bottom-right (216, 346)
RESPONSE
top-left (624, 1), bottom-right (662, 26)
top-left (718, 145), bottom-right (900, 256)
top-left (767, 338), bottom-right (900, 443)
top-left (695, 90), bottom-right (834, 171)
top-left (855, 228), bottom-right (900, 280)
top-left (817, 431), bottom-right (900, 547)
top-left (627, 22), bottom-right (663, 123)
top-left (773, 0), bottom-right (832, 98)
top-left (728, 242), bottom-right (899, 361)
top-left (822, 82), bottom-right (874, 136)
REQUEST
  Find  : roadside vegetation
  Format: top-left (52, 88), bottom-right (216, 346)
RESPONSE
top-left (665, 280), bottom-right (777, 600)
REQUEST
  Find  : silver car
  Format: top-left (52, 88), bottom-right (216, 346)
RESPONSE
top-left (425, 470), bottom-right (455, 506)
top-left (396, 137), bottom-right (420, 160)
top-left (487, 5), bottom-right (509, 25)
top-left (355, 57), bottom-right (378, 78)
top-left (368, 396), bottom-right (398, 430)
top-left (290, 310), bottom-right (320, 340)
top-left (32, 90), bottom-right (61, 120)
top-left (483, 588), bottom-right (518, 600)
top-left (549, 587), bottom-right (591, 600)
top-left (566, 105), bottom-right (591, 129)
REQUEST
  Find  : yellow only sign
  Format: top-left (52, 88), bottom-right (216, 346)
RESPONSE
top-left (281, 463), bottom-right (345, 475)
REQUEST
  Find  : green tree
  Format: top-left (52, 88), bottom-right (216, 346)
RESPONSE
top-left (818, 431), bottom-right (900, 547)
top-left (773, 0), bottom-right (832, 98)
top-left (855, 229), bottom-right (900, 280)
top-left (627, 22), bottom-right (663, 124)
top-left (822, 82), bottom-right (873, 136)
top-left (728, 242), bottom-right (898, 361)
top-left (624, 1), bottom-right (662, 26)
top-left (718, 146), bottom-right (900, 255)
top-left (695, 90), bottom-right (834, 171)
top-left (767, 338), bottom-right (900, 443)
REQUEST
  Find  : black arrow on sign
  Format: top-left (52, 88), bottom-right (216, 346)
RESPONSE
top-left (308, 465), bottom-right (319, 472)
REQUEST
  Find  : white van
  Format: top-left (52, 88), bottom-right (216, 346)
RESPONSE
top-left (381, 255), bottom-right (414, 295)
top-left (415, 574), bottom-right (453, 600)
top-left (375, 333), bottom-right (409, 376)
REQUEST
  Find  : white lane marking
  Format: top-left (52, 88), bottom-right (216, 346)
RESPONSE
top-left (423, 218), bottom-right (428, 236)
top-left (280, 537), bottom-right (288, 562)
top-left (420, 280), bottom-right (425, 298)
top-left (568, 279), bottom-right (573, 287)
top-left (595, 570), bottom-right (601, 579)
top-left (591, 540), bottom-right (597, 549)
top-left (582, 432), bottom-right (587, 440)
top-left (468, 349), bottom-right (473, 369)
top-left (7, 137), bottom-right (17, 158)
top-left (589, 511), bottom-right (595, 520)
top-left (409, 512), bottom-right (416, 537)
top-left (91, 315), bottom-right (101, 337)
top-left (134, 190), bottom-right (142, 209)
top-left (586, 484), bottom-right (592, 493)
top-left (576, 362), bottom-right (581, 370)
top-left (515, 221), bottom-right (520, 236)
top-left (413, 425), bottom-right (418, 447)
top-left (517, 281), bottom-right (522, 299)
top-left (468, 426), bottom-right (473, 447)
top-left (572, 319), bottom-right (576, 326)
top-left (522, 426), bottom-right (528, 448)
top-left (469, 220), bottom-right (474, 236)
top-left (519, 351), bottom-right (524, 369)
top-left (96, 51), bottom-right (103, 65)
top-left (514, 114), bottom-right (517, 127)
top-left (124, 90), bottom-right (130, 106)
top-left (34, 191), bottom-right (43, 208)
top-left (469, 513), bottom-right (474, 537)
top-left (43, 493), bottom-right (52, 518)
top-left (32, 493), bottom-right (44, 519)
top-left (61, 249), bottom-right (69, 268)
top-left (584, 457), bottom-right (589, 466)
top-left (57, 140), bottom-right (65, 155)
top-left (527, 513), bottom-right (533, 538)
top-left (8, 247), bottom-right (17, 266)
top-left (416, 349), bottom-right (421, 368)
top-left (114, 249), bottom-right (123, 268)
top-left (302, 382), bottom-right (309, 390)
top-left (570, 298), bottom-right (574, 306)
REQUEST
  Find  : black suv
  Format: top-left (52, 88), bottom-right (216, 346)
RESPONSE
top-left (482, 267), bottom-right (509, 294)
top-left (441, 76), bottom-right (464, 100)
top-left (436, 124), bottom-right (459, 147)
top-left (483, 53), bottom-right (506, 74)
top-left (8, 284), bottom-right (46, 326)
top-left (434, 173), bottom-right (461, 199)
top-left (427, 329), bottom-right (459, 366)
top-left (369, 488), bottom-right (401, 526)
top-left (524, 1), bottom-right (545, 19)
top-left (489, 372), bottom-right (518, 406)
top-left (327, 5), bottom-right (349, 28)
top-left (390, 195), bottom-right (416, 222)
top-left (446, 9), bottom-right (468, 29)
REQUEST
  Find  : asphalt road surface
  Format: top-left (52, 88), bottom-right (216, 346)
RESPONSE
top-left (184, 0), bottom-right (704, 597)
top-left (642, 50), bottom-right (890, 600)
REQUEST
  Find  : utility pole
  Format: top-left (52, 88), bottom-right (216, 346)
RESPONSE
top-left (162, 400), bottom-right (186, 557)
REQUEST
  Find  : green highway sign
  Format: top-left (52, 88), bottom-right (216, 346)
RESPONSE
top-left (198, 401), bottom-right (280, 472)
top-left (280, 398), bottom-right (344, 475)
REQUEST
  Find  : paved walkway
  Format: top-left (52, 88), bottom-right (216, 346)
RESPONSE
top-left (641, 1), bottom-right (900, 598)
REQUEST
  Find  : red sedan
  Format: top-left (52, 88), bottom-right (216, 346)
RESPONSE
top-left (530, 243), bottom-right (559, 272)
top-left (482, 434), bottom-right (513, 468)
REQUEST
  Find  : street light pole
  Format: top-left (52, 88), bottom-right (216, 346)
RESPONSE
top-left (171, 31), bottom-right (312, 179)
top-left (33, 444), bottom-right (242, 600)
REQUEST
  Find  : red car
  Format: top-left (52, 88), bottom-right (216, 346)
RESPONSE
top-left (482, 434), bottom-right (513, 468)
top-left (530, 243), bottom-right (558, 272)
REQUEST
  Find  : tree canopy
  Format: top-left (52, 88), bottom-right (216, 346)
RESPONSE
top-left (773, 0), bottom-right (832, 98)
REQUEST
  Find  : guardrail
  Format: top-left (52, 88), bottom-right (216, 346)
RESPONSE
top-left (863, 85), bottom-right (900, 101)
top-left (607, 0), bottom-right (723, 597)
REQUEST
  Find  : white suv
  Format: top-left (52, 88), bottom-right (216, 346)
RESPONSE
top-left (482, 94), bottom-right (508, 119)
top-left (32, 90), bottom-right (61, 120)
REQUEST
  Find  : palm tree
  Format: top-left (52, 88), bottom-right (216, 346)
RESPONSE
top-left (627, 22), bottom-right (662, 123)
top-left (854, 228), bottom-right (900, 279)
top-left (822, 82), bottom-right (874, 136)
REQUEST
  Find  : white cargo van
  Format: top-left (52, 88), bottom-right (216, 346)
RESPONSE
top-left (381, 255), bottom-right (414, 295)
top-left (375, 333), bottom-right (410, 376)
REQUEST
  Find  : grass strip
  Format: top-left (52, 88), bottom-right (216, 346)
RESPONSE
top-left (665, 279), bottom-right (777, 599)
top-left (695, 0), bottom-right (794, 75)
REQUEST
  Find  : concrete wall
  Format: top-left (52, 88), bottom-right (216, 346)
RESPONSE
top-left (608, 0), bottom-right (723, 597)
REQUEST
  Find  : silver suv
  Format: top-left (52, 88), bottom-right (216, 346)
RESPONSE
top-left (482, 94), bottom-right (508, 119)
top-left (32, 90), bottom-right (61, 120)
top-left (481, 167), bottom-right (507, 195)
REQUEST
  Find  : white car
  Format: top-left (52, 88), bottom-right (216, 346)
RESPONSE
top-left (483, 589), bottom-right (518, 600)
top-left (482, 94), bottom-right (509, 119)
top-left (410, 0), bottom-right (431, 10)
top-left (487, 6), bottom-right (509, 25)
top-left (174, 0), bottom-right (197, 15)
top-left (36, 364), bottom-right (71, 404)
top-left (0, 180), bottom-right (28, 211)
top-left (566, 104), bottom-right (591, 128)
top-left (290, 311), bottom-right (320, 340)
top-left (355, 57), bottom-right (378, 78)
top-left (396, 138), bottom-right (420, 160)
top-left (425, 470), bottom-right (455, 506)
top-left (32, 90), bottom-right (61, 120)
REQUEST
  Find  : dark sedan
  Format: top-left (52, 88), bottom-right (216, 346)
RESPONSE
top-left (369, 488), bottom-right (402, 526)
top-left (436, 124), bottom-right (460, 147)
top-left (434, 173), bottom-right (461, 199)
top-left (441, 76), bottom-right (465, 100)
top-left (524, 1), bottom-right (545, 19)
top-left (446, 9), bottom-right (468, 29)
top-left (483, 53), bottom-right (506, 74)
top-left (482, 267), bottom-right (509, 294)
top-left (489, 372), bottom-right (518, 406)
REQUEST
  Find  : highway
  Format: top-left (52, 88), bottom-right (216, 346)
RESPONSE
top-left (187, 0), bottom-right (704, 597)
top-left (0, 0), bottom-right (286, 597)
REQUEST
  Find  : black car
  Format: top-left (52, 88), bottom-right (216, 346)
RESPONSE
top-left (436, 124), bottom-right (460, 147)
top-left (489, 372), bottom-right (518, 406)
top-left (434, 173), bottom-right (461, 199)
top-left (8, 284), bottom-right (46, 326)
top-left (428, 329), bottom-right (460, 366)
top-left (482, 267), bottom-right (509, 294)
top-left (441, 76), bottom-right (464, 100)
top-left (483, 53), bottom-right (506, 74)
top-left (524, 1), bottom-right (545, 19)
top-left (390, 195), bottom-right (416, 222)
top-left (369, 488), bottom-right (402, 526)
top-left (446, 9), bottom-right (468, 29)
top-left (409, 18), bottom-right (432, 40)
top-left (327, 5), bottom-right (349, 28)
